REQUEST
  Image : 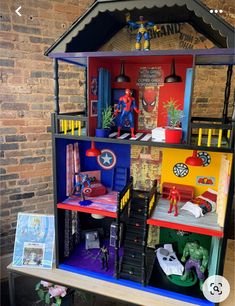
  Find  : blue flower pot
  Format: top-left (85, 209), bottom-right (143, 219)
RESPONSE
top-left (95, 128), bottom-right (110, 138)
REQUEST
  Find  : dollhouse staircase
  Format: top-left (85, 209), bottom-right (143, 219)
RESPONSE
top-left (119, 191), bottom-right (149, 285)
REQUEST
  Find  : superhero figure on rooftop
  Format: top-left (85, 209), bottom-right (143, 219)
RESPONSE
top-left (126, 14), bottom-right (160, 51)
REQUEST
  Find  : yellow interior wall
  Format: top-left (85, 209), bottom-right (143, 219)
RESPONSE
top-left (161, 148), bottom-right (233, 197)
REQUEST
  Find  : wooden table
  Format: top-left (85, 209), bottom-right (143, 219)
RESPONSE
top-left (7, 240), bottom-right (234, 306)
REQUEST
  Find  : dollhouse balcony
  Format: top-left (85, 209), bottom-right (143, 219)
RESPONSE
top-left (51, 112), bottom-right (234, 154)
top-left (52, 112), bottom-right (88, 136)
top-left (189, 117), bottom-right (234, 149)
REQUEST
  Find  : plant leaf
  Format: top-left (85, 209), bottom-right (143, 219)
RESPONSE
top-left (55, 297), bottom-right (62, 306)
top-left (35, 282), bottom-right (41, 290)
top-left (37, 289), bottom-right (45, 301)
top-left (45, 292), bottom-right (50, 304)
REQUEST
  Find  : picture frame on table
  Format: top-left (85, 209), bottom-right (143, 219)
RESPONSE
top-left (12, 213), bottom-right (55, 269)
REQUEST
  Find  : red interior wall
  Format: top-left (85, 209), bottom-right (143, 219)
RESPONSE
top-left (88, 55), bottom-right (193, 135)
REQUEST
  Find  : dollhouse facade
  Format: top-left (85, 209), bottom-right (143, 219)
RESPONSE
top-left (46, 1), bottom-right (234, 305)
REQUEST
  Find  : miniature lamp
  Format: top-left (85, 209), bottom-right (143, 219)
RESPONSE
top-left (85, 141), bottom-right (101, 157)
top-left (185, 150), bottom-right (203, 166)
top-left (91, 214), bottom-right (105, 219)
top-left (115, 61), bottom-right (130, 83)
top-left (164, 59), bottom-right (182, 83)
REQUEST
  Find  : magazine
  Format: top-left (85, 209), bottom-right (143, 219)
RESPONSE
top-left (12, 213), bottom-right (55, 269)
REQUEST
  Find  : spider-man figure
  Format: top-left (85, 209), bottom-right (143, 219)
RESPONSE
top-left (115, 89), bottom-right (140, 138)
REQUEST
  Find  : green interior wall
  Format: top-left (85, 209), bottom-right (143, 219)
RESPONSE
top-left (159, 228), bottom-right (212, 255)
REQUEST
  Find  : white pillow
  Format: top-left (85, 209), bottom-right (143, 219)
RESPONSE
top-left (181, 201), bottom-right (204, 218)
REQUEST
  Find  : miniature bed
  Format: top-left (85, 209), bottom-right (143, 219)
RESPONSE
top-left (147, 183), bottom-right (223, 237)
top-left (60, 191), bottom-right (118, 218)
top-left (58, 170), bottom-right (132, 218)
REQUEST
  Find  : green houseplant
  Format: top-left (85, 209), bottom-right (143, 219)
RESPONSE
top-left (95, 106), bottom-right (114, 137)
top-left (163, 98), bottom-right (184, 143)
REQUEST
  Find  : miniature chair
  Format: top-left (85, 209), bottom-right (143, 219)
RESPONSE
top-left (85, 231), bottom-right (100, 250)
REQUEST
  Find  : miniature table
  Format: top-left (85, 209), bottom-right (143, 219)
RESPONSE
top-left (7, 240), bottom-right (234, 306)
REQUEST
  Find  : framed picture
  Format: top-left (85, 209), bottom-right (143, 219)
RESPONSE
top-left (91, 76), bottom-right (98, 96)
top-left (12, 213), bottom-right (55, 269)
top-left (91, 100), bottom-right (98, 117)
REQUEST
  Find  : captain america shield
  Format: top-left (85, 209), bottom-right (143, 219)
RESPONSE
top-left (97, 149), bottom-right (117, 170)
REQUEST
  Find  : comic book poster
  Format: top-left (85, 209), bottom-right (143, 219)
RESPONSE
top-left (131, 146), bottom-right (162, 191)
top-left (12, 213), bottom-right (54, 269)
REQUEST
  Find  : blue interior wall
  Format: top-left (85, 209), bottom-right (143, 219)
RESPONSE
top-left (79, 141), bottom-right (131, 188)
top-left (55, 138), bottom-right (131, 203)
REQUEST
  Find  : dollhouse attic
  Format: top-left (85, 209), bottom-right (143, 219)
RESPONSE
top-left (45, 0), bottom-right (234, 55)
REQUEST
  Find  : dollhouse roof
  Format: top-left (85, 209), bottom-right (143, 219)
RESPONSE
top-left (45, 0), bottom-right (234, 56)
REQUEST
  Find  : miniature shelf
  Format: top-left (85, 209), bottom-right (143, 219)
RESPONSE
top-left (147, 199), bottom-right (223, 237)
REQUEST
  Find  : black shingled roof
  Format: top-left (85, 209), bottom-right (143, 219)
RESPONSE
top-left (45, 0), bottom-right (234, 55)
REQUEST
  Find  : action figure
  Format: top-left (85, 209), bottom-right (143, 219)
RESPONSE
top-left (96, 245), bottom-right (109, 271)
top-left (167, 186), bottom-right (181, 216)
top-left (126, 14), bottom-right (160, 51)
top-left (115, 89), bottom-right (140, 138)
top-left (72, 173), bottom-right (93, 196)
top-left (72, 173), bottom-right (95, 205)
top-left (181, 241), bottom-right (209, 290)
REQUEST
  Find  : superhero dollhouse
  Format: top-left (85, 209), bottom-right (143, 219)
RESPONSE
top-left (46, 1), bottom-right (234, 305)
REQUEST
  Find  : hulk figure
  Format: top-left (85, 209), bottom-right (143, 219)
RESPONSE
top-left (181, 241), bottom-right (209, 289)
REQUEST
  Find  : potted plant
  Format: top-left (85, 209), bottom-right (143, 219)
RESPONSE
top-left (35, 280), bottom-right (74, 306)
top-left (163, 98), bottom-right (184, 144)
top-left (95, 106), bottom-right (114, 138)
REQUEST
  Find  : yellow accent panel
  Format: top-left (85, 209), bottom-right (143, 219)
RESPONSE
top-left (78, 121), bottom-right (81, 136)
top-left (217, 129), bottom-right (222, 148)
top-left (161, 148), bottom-right (233, 197)
top-left (61, 120), bottom-right (64, 132)
top-left (64, 120), bottom-right (67, 135)
top-left (71, 121), bottom-right (75, 135)
top-left (198, 128), bottom-right (202, 146)
top-left (207, 129), bottom-right (212, 147)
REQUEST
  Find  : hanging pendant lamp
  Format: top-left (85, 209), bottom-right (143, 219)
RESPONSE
top-left (164, 59), bottom-right (182, 83)
top-left (185, 150), bottom-right (203, 166)
top-left (85, 141), bottom-right (101, 157)
top-left (115, 61), bottom-right (130, 83)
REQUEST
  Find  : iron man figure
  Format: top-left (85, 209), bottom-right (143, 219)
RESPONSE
top-left (167, 186), bottom-right (181, 217)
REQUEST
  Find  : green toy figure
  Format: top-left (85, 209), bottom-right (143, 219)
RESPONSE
top-left (181, 241), bottom-right (209, 290)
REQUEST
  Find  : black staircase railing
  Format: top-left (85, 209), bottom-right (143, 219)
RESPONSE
top-left (115, 177), bottom-right (133, 279)
top-left (141, 180), bottom-right (158, 286)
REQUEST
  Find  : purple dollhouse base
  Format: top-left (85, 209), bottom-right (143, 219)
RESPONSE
top-left (63, 240), bottom-right (123, 277)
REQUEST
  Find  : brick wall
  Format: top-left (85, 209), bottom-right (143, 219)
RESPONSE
top-left (192, 0), bottom-right (235, 117)
top-left (0, 0), bottom-right (234, 257)
top-left (0, 0), bottom-right (94, 257)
